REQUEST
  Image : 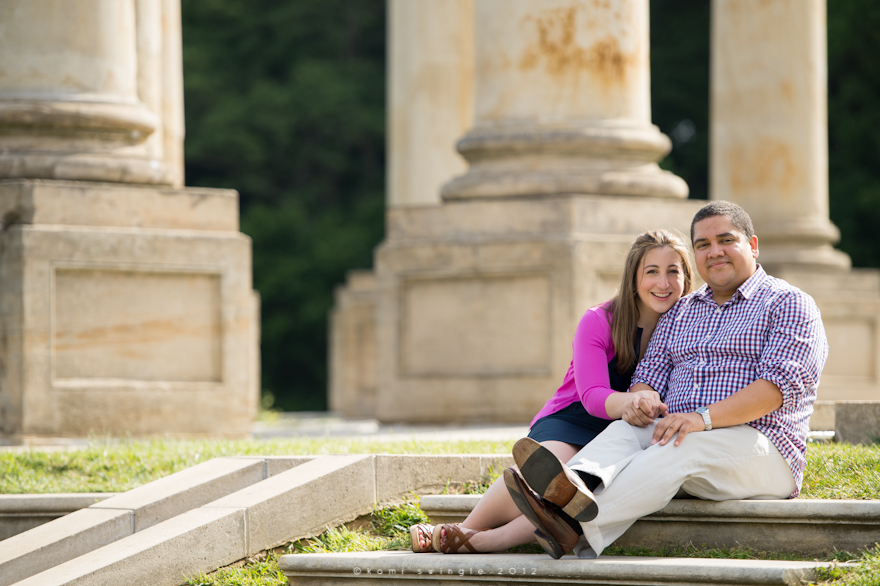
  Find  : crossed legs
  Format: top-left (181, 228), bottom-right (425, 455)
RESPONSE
top-left (424, 440), bottom-right (580, 552)
top-left (512, 421), bottom-right (795, 558)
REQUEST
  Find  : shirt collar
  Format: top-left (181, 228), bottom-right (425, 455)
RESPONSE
top-left (736, 264), bottom-right (767, 300)
top-left (694, 264), bottom-right (767, 305)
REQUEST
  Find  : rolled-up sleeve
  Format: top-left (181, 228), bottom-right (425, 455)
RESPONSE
top-left (629, 303), bottom-right (679, 400)
top-left (756, 291), bottom-right (829, 409)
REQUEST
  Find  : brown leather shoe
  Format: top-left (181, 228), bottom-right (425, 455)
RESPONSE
top-left (503, 467), bottom-right (581, 559)
top-left (512, 437), bottom-right (598, 522)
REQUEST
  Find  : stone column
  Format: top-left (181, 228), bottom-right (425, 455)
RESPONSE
top-left (367, 0), bottom-right (701, 423)
top-left (712, 0), bottom-right (880, 409)
top-left (711, 0), bottom-right (849, 271)
top-left (0, 0), bottom-right (181, 185)
top-left (387, 0), bottom-right (473, 207)
top-left (0, 0), bottom-right (257, 441)
top-left (443, 0), bottom-right (687, 200)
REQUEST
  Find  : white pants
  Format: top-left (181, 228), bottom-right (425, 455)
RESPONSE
top-left (566, 420), bottom-right (796, 558)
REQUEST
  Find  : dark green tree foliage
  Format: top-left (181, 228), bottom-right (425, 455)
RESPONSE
top-left (181, 0), bottom-right (386, 410)
top-left (827, 0), bottom-right (880, 268)
top-left (650, 0), bottom-right (711, 201)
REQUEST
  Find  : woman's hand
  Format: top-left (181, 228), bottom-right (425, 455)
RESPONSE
top-left (621, 390), bottom-right (667, 427)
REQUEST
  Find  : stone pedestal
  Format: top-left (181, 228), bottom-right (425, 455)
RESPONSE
top-left (711, 0), bottom-right (880, 402)
top-left (0, 1), bottom-right (258, 439)
top-left (771, 268), bottom-right (880, 402)
top-left (373, 195), bottom-right (701, 423)
top-left (0, 180), bottom-right (258, 439)
top-left (329, 271), bottom-right (378, 418)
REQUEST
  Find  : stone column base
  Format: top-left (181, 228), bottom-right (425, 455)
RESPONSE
top-left (0, 180), bottom-right (258, 439)
top-left (329, 271), bottom-right (379, 419)
top-left (331, 197), bottom-right (880, 423)
top-left (371, 195), bottom-right (703, 423)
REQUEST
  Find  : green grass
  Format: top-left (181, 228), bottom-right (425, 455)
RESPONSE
top-left (291, 501), bottom-right (429, 554)
top-left (0, 437), bottom-right (516, 494)
top-left (801, 442), bottom-right (880, 500)
top-left (2, 438), bottom-right (878, 497)
top-left (814, 545), bottom-right (880, 586)
top-left (603, 543), bottom-right (851, 562)
top-left (4, 438), bottom-right (880, 585)
top-left (597, 543), bottom-right (880, 586)
top-left (185, 553), bottom-right (288, 586)
top-left (184, 501), bottom-right (429, 586)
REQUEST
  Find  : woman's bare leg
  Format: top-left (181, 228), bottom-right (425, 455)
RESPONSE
top-left (431, 440), bottom-right (580, 552)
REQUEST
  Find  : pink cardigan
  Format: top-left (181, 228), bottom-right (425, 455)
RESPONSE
top-left (530, 304), bottom-right (619, 427)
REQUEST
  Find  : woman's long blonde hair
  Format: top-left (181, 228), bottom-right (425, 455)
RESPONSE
top-left (607, 230), bottom-right (694, 374)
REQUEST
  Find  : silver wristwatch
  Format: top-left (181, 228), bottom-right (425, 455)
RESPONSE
top-left (696, 406), bottom-right (712, 431)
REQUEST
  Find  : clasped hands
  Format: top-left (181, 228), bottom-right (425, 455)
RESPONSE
top-left (622, 390), bottom-right (705, 447)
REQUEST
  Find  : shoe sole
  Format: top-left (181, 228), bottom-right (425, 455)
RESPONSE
top-left (503, 469), bottom-right (544, 530)
top-left (503, 469), bottom-right (566, 560)
top-left (534, 529), bottom-right (565, 559)
top-left (514, 438), bottom-right (598, 522)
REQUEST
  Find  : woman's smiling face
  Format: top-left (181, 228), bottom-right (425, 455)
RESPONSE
top-left (635, 245), bottom-right (685, 319)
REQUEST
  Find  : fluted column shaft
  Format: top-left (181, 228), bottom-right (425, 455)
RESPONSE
top-left (711, 0), bottom-right (849, 271)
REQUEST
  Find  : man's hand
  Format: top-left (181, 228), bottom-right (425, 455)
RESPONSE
top-left (622, 390), bottom-right (667, 427)
top-left (651, 412), bottom-right (704, 446)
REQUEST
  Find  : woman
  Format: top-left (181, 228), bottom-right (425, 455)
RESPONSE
top-left (410, 229), bottom-right (694, 554)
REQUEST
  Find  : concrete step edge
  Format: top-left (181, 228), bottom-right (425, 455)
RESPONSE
top-left (0, 455), bottom-right (317, 586)
top-left (8, 454), bottom-right (512, 586)
top-left (0, 493), bottom-right (118, 515)
top-left (279, 551), bottom-right (840, 586)
top-left (420, 494), bottom-right (880, 558)
top-left (420, 494), bottom-right (880, 521)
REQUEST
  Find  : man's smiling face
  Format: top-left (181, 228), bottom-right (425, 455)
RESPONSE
top-left (692, 214), bottom-right (759, 302)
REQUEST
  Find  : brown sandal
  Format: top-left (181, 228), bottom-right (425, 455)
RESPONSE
top-left (409, 523), bottom-right (435, 553)
top-left (431, 523), bottom-right (480, 554)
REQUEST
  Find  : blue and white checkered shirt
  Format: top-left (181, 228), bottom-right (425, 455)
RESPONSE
top-left (631, 265), bottom-right (828, 498)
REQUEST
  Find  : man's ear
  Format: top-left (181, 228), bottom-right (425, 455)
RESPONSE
top-left (750, 235), bottom-right (759, 259)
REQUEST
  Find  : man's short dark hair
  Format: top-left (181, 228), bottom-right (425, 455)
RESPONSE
top-left (690, 200), bottom-right (755, 243)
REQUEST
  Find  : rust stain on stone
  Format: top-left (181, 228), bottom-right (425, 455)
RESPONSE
top-left (53, 316), bottom-right (220, 350)
top-left (519, 6), bottom-right (631, 85)
top-left (728, 139), bottom-right (798, 199)
top-left (780, 80), bottom-right (793, 102)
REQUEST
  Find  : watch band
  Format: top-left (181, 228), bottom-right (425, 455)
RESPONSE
top-left (696, 406), bottom-right (712, 431)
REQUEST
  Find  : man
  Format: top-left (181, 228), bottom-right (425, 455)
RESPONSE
top-left (507, 201), bottom-right (828, 559)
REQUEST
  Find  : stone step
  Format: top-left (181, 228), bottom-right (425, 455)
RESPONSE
top-left (421, 494), bottom-right (880, 557)
top-left (0, 455), bottom-right (316, 586)
top-left (279, 551), bottom-right (837, 586)
top-left (0, 493), bottom-right (117, 541)
top-left (8, 454), bottom-right (512, 586)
